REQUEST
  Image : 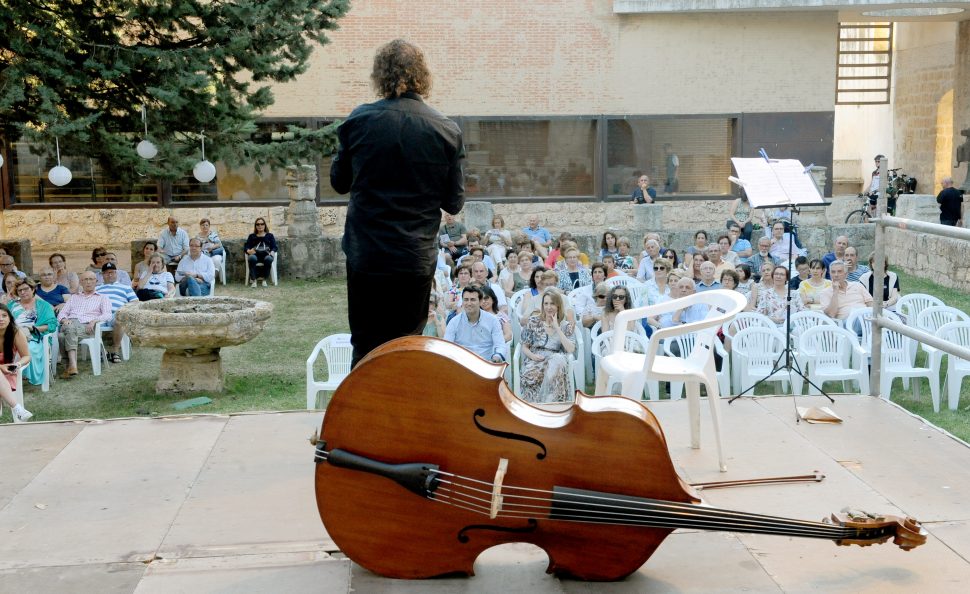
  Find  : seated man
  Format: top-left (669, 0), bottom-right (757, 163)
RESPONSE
top-left (844, 246), bottom-right (870, 283)
top-left (748, 236), bottom-right (772, 282)
top-left (444, 285), bottom-right (508, 363)
top-left (657, 277), bottom-right (708, 329)
top-left (95, 253), bottom-right (132, 286)
top-left (158, 216), bottom-right (190, 266)
top-left (629, 174), bottom-right (656, 204)
top-left (521, 215), bottom-right (551, 259)
top-left (820, 260), bottom-right (873, 321)
top-left (0, 254), bottom-right (27, 280)
top-left (470, 261), bottom-right (508, 313)
top-left (57, 271), bottom-right (112, 378)
top-left (439, 212), bottom-right (468, 262)
top-left (175, 239), bottom-right (215, 296)
top-left (96, 263), bottom-right (138, 363)
top-left (695, 261), bottom-right (721, 292)
top-left (822, 235), bottom-right (848, 278)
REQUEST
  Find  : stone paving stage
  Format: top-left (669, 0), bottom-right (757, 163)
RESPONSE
top-left (2, 396), bottom-right (969, 593)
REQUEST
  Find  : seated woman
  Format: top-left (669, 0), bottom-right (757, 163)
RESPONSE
top-left (601, 285), bottom-right (632, 333)
top-left (757, 265), bottom-right (805, 326)
top-left (544, 231), bottom-right (573, 269)
top-left (197, 218), bottom-right (226, 277)
top-left (581, 281), bottom-right (609, 329)
top-left (446, 264), bottom-right (473, 313)
top-left (518, 267), bottom-right (550, 323)
top-left (643, 257), bottom-right (673, 306)
top-left (615, 236), bottom-right (637, 275)
top-left (859, 252), bottom-right (900, 310)
top-left (571, 263), bottom-right (607, 321)
top-left (555, 247), bottom-right (592, 292)
top-left (720, 269), bottom-right (740, 292)
top-left (7, 279), bottom-right (57, 386)
top-left (0, 308), bottom-right (32, 421)
top-left (519, 289), bottom-right (576, 403)
top-left (244, 217), bottom-right (278, 287)
top-left (498, 251), bottom-right (521, 297)
top-left (87, 247), bottom-right (108, 274)
top-left (132, 241), bottom-right (158, 289)
top-left (480, 284), bottom-right (512, 343)
top-left (599, 231), bottom-right (619, 261)
top-left (423, 292), bottom-right (447, 338)
top-left (135, 254), bottom-right (175, 301)
top-left (35, 268), bottom-right (72, 313)
top-left (49, 253), bottom-right (79, 294)
top-left (735, 264), bottom-right (757, 311)
top-left (484, 215), bottom-right (513, 266)
top-left (686, 230), bottom-right (709, 255)
top-left (0, 272), bottom-right (19, 306)
top-left (799, 258), bottom-right (832, 310)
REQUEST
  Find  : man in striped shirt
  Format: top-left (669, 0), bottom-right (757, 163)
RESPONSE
top-left (96, 263), bottom-right (138, 363)
top-left (57, 271), bottom-right (113, 378)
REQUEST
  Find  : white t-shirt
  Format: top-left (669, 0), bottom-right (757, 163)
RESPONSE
top-left (141, 271), bottom-right (174, 294)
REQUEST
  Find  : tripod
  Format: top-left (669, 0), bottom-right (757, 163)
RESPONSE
top-left (728, 207), bottom-right (833, 404)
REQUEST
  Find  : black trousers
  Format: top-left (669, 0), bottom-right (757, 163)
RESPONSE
top-left (347, 265), bottom-right (433, 368)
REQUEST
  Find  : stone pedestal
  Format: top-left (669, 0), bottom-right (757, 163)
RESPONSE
top-left (632, 203), bottom-right (663, 232)
top-left (157, 348), bottom-right (224, 394)
top-left (283, 164), bottom-right (331, 279)
top-left (463, 201), bottom-right (494, 232)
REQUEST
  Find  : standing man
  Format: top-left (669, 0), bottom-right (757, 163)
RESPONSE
top-left (629, 174), bottom-right (656, 204)
top-left (663, 143), bottom-right (679, 194)
top-left (864, 154), bottom-right (885, 217)
top-left (158, 216), bottom-right (190, 267)
top-left (937, 176), bottom-right (964, 226)
top-left (331, 39), bottom-right (465, 367)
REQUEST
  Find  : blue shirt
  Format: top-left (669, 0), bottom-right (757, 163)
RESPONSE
top-left (36, 284), bottom-right (72, 307)
top-left (444, 309), bottom-right (508, 362)
top-left (731, 238), bottom-right (752, 262)
top-left (631, 187), bottom-right (656, 203)
top-left (96, 282), bottom-right (138, 328)
top-left (695, 280), bottom-right (721, 293)
top-left (522, 226), bottom-right (552, 245)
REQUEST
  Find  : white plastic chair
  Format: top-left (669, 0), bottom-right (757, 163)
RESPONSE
top-left (915, 306), bottom-right (970, 382)
top-left (511, 342), bottom-right (578, 403)
top-left (896, 293), bottom-right (944, 327)
top-left (940, 321), bottom-right (970, 411)
top-left (590, 330), bottom-right (653, 399)
top-left (245, 252), bottom-right (279, 286)
top-left (788, 310), bottom-right (838, 389)
top-left (78, 322), bottom-right (108, 376)
top-left (662, 333), bottom-right (731, 399)
top-left (879, 327), bottom-right (941, 409)
top-left (1, 366), bottom-right (27, 423)
top-left (508, 288), bottom-right (531, 345)
top-left (721, 311), bottom-right (773, 394)
top-left (217, 254), bottom-right (227, 285)
top-left (41, 333), bottom-right (58, 392)
top-left (306, 333), bottom-right (353, 409)
top-left (596, 289), bottom-right (747, 472)
top-left (603, 276), bottom-right (641, 289)
top-left (799, 325), bottom-right (869, 395)
top-left (732, 327), bottom-right (794, 395)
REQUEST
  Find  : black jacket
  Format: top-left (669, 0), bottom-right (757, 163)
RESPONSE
top-left (331, 92), bottom-right (465, 274)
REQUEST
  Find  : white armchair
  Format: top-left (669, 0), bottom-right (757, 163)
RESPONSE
top-left (596, 290), bottom-right (747, 472)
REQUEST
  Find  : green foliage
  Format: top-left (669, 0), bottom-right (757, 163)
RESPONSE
top-left (0, 0), bottom-right (350, 183)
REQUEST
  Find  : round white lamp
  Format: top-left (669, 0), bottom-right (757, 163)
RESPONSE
top-left (0, 153), bottom-right (4, 168)
top-left (48, 138), bottom-right (72, 186)
top-left (193, 131), bottom-right (216, 183)
top-left (136, 139), bottom-right (158, 159)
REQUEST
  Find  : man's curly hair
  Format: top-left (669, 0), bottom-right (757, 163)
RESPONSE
top-left (371, 39), bottom-right (432, 99)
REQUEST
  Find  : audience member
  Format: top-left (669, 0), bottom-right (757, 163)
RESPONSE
top-left (636, 239), bottom-right (660, 282)
top-left (175, 239), bottom-right (215, 296)
top-left (601, 285), bottom-right (632, 333)
top-left (580, 282), bottom-right (609, 329)
top-left (696, 261), bottom-right (721, 292)
top-left (0, 308), bottom-right (32, 421)
top-left (57, 272), bottom-right (112, 378)
top-left (644, 257), bottom-right (673, 306)
top-left (522, 215), bottom-right (552, 258)
top-left (0, 255), bottom-right (26, 280)
top-left (706, 244), bottom-right (731, 277)
top-left (720, 269), bottom-right (740, 292)
top-left (556, 247), bottom-right (592, 292)
top-left (788, 256), bottom-right (810, 290)
top-left (479, 284), bottom-right (512, 342)
top-left (1, 272), bottom-right (19, 306)
top-left (630, 174), bottom-right (656, 204)
top-left (859, 252), bottom-right (900, 309)
top-left (423, 292), bottom-right (447, 338)
top-left (132, 242), bottom-right (157, 288)
top-left (798, 259), bottom-right (831, 309)
top-left (519, 289), bottom-right (575, 403)
top-left (86, 247), bottom-right (107, 274)
top-left (49, 253), bottom-right (79, 293)
top-left (136, 254), bottom-right (175, 301)
top-left (197, 218), bottom-right (226, 274)
top-left (470, 261), bottom-right (507, 313)
top-left (484, 215), bottom-right (513, 264)
top-left (660, 247), bottom-right (679, 268)
top-left (657, 278), bottom-right (708, 330)
top-left (244, 217), bottom-right (278, 287)
top-left (7, 279), bottom-right (57, 386)
top-left (544, 232), bottom-right (573, 268)
top-left (96, 263), bottom-right (138, 363)
top-left (686, 230), bottom-right (708, 255)
top-left (158, 216), bottom-right (190, 266)
top-left (767, 221), bottom-right (802, 264)
top-left (757, 266), bottom-right (804, 326)
top-left (728, 223), bottom-right (753, 261)
top-left (35, 269), bottom-right (72, 312)
top-left (97, 253), bottom-right (132, 286)
top-left (602, 254), bottom-right (621, 279)
top-left (439, 212), bottom-right (469, 262)
top-left (821, 235), bottom-right (848, 277)
top-left (446, 264), bottom-right (473, 312)
top-left (444, 285), bottom-right (508, 363)
top-left (599, 231), bottom-right (619, 261)
top-left (820, 260), bottom-right (873, 321)
top-left (748, 236), bottom-right (772, 281)
top-left (844, 246), bottom-right (869, 283)
top-left (571, 264), bottom-right (607, 321)
top-left (615, 237), bottom-right (637, 275)
top-left (498, 251), bottom-right (521, 297)
top-left (716, 234), bottom-right (739, 267)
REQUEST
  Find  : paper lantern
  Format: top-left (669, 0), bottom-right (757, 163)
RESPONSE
top-left (193, 160), bottom-right (216, 183)
top-left (136, 139), bottom-right (158, 159)
top-left (48, 165), bottom-right (72, 186)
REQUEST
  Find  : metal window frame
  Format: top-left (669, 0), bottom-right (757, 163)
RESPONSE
top-left (836, 22), bottom-right (893, 106)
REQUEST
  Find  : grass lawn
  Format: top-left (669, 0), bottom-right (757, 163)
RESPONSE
top-left (5, 270), bottom-right (969, 444)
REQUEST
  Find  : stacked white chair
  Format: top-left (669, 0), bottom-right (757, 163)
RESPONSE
top-left (595, 289), bottom-right (747, 472)
top-left (940, 321), bottom-right (970, 411)
top-left (41, 333), bottom-right (58, 392)
top-left (915, 306), bottom-right (970, 404)
top-left (306, 333), bottom-right (354, 409)
top-left (788, 310), bottom-right (838, 391)
top-left (879, 326), bottom-right (941, 408)
top-left (721, 311), bottom-right (773, 394)
top-left (731, 327), bottom-right (794, 395)
top-left (799, 325), bottom-right (869, 395)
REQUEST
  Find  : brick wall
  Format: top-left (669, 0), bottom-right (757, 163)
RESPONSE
top-left (264, 1), bottom-right (837, 118)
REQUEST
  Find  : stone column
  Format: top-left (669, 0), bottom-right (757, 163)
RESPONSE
top-left (631, 203), bottom-right (663, 233)
top-left (463, 201), bottom-right (494, 232)
top-left (282, 165), bottom-right (332, 279)
top-left (955, 22), bottom-right (970, 190)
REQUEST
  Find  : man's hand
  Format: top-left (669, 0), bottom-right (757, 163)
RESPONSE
top-left (86, 321), bottom-right (97, 333)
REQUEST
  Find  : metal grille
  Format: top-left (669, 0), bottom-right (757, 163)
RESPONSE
top-left (836, 23), bottom-right (893, 105)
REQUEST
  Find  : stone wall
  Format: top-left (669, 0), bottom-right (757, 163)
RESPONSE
top-left (956, 21), bottom-right (970, 190)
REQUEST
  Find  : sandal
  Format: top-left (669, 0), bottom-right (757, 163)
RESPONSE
top-left (108, 353), bottom-right (122, 363)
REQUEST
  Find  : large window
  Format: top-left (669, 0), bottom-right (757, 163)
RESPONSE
top-left (606, 117), bottom-right (734, 197)
top-left (458, 118), bottom-right (598, 199)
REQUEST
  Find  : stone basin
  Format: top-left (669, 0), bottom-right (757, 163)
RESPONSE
top-left (116, 297), bottom-right (273, 394)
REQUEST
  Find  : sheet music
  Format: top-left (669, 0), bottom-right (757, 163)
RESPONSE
top-left (731, 157), bottom-right (825, 208)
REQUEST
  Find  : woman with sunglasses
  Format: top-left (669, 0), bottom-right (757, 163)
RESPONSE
top-left (581, 282), bottom-right (610, 329)
top-left (244, 217), bottom-right (278, 287)
top-left (572, 263), bottom-right (607, 325)
top-left (643, 257), bottom-right (673, 306)
top-left (601, 285), bottom-right (631, 333)
top-left (7, 278), bottom-right (57, 386)
top-left (87, 247), bottom-right (108, 274)
top-left (49, 253), bottom-right (79, 294)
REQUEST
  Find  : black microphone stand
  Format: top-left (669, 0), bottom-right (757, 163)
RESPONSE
top-left (728, 207), bottom-right (833, 405)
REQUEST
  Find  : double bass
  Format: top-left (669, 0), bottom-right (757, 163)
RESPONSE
top-left (313, 337), bottom-right (925, 581)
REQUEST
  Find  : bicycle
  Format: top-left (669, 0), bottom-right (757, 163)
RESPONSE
top-left (845, 193), bottom-right (873, 224)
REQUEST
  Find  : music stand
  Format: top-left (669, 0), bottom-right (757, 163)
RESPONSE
top-left (726, 152), bottom-right (834, 405)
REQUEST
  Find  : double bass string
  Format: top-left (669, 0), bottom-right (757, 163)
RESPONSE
top-left (431, 470), bottom-right (850, 540)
